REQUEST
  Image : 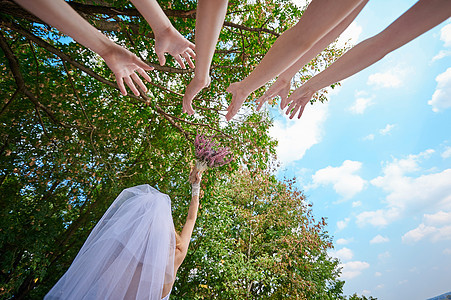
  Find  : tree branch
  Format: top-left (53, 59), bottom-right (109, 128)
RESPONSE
top-left (0, 31), bottom-right (75, 129)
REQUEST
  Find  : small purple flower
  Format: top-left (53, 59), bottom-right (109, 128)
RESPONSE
top-left (194, 134), bottom-right (232, 171)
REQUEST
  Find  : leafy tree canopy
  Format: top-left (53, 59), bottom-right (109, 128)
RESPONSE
top-left (0, 0), bottom-right (353, 298)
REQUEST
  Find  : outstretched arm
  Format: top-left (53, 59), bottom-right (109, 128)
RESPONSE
top-left (182, 0), bottom-right (229, 115)
top-left (175, 167), bottom-right (202, 267)
top-left (256, 0), bottom-right (368, 111)
top-left (14, 0), bottom-right (153, 96)
top-left (225, 0), bottom-right (365, 120)
top-left (285, 0), bottom-right (451, 119)
top-left (129, 0), bottom-right (196, 68)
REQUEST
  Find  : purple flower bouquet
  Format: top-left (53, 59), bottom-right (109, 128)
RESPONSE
top-left (194, 134), bottom-right (233, 172)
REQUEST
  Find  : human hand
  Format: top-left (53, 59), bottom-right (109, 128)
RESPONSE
top-left (225, 82), bottom-right (250, 121)
top-left (154, 27), bottom-right (196, 69)
top-left (189, 166), bottom-right (202, 184)
top-left (100, 43), bottom-right (153, 96)
top-left (255, 77), bottom-right (291, 111)
top-left (182, 76), bottom-right (211, 115)
top-left (284, 85), bottom-right (315, 119)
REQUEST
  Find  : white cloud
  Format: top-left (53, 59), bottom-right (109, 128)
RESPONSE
top-left (340, 261), bottom-right (370, 279)
top-left (337, 218), bottom-right (351, 231)
top-left (310, 160), bottom-right (367, 199)
top-left (352, 201), bottom-right (362, 208)
top-left (442, 146), bottom-right (451, 159)
top-left (330, 247), bottom-right (354, 261)
top-left (363, 124), bottom-right (396, 141)
top-left (363, 134), bottom-right (375, 141)
top-left (336, 21), bottom-right (363, 48)
top-left (402, 211), bottom-right (451, 243)
top-left (444, 248), bottom-right (451, 255)
top-left (432, 50), bottom-right (451, 62)
top-left (376, 284), bottom-right (384, 289)
top-left (336, 238), bottom-right (353, 245)
top-left (269, 103), bottom-right (328, 165)
top-left (378, 251), bottom-right (391, 262)
top-left (349, 96), bottom-right (374, 114)
top-left (358, 150), bottom-right (451, 227)
top-left (379, 124), bottom-right (395, 135)
top-left (356, 208), bottom-right (400, 227)
top-left (428, 67), bottom-right (451, 112)
top-left (367, 66), bottom-right (408, 88)
top-left (424, 211), bottom-right (451, 226)
top-left (370, 234), bottom-right (390, 244)
top-left (375, 272), bottom-right (382, 277)
top-left (402, 224), bottom-right (451, 244)
top-left (440, 23), bottom-right (451, 47)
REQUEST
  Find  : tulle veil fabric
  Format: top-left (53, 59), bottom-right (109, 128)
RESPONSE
top-left (45, 184), bottom-right (176, 300)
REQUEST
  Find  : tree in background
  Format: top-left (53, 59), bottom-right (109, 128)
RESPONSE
top-left (174, 166), bottom-right (344, 299)
top-left (0, 0), bottom-right (347, 298)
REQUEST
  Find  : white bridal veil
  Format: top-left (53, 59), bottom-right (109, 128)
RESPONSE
top-left (45, 184), bottom-right (176, 300)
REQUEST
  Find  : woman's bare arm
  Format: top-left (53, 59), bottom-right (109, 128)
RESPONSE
top-left (256, 0), bottom-right (368, 110)
top-left (285, 0), bottom-right (451, 119)
top-left (174, 168), bottom-right (202, 268)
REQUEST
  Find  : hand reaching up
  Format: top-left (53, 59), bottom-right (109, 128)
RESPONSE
top-left (101, 43), bottom-right (153, 96)
top-left (189, 166), bottom-right (202, 185)
top-left (255, 77), bottom-right (291, 111)
top-left (182, 76), bottom-right (211, 115)
top-left (154, 27), bottom-right (196, 69)
top-left (225, 82), bottom-right (251, 121)
top-left (283, 84), bottom-right (315, 119)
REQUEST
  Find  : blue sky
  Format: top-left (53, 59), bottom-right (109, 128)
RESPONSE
top-left (267, 1), bottom-right (451, 299)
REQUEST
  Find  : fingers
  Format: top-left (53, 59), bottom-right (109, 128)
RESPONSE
top-left (135, 58), bottom-right (154, 71)
top-left (182, 52), bottom-right (195, 69)
top-left (297, 104), bottom-right (306, 119)
top-left (188, 41), bottom-right (195, 51)
top-left (131, 73), bottom-right (147, 93)
top-left (255, 96), bottom-right (266, 111)
top-left (186, 48), bottom-right (196, 59)
top-left (225, 97), bottom-right (240, 121)
top-left (280, 95), bottom-right (289, 110)
top-left (174, 55), bottom-right (186, 69)
top-left (156, 51), bottom-right (166, 66)
top-left (136, 68), bottom-right (152, 83)
top-left (117, 78), bottom-right (127, 96)
top-left (124, 76), bottom-right (139, 96)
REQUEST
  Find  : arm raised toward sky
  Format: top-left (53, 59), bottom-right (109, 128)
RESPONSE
top-left (225, 0), bottom-right (366, 121)
top-left (285, 0), bottom-right (451, 119)
top-left (129, 0), bottom-right (196, 69)
top-left (14, 0), bottom-right (154, 96)
top-left (182, 0), bottom-right (229, 115)
top-left (256, 0), bottom-right (368, 111)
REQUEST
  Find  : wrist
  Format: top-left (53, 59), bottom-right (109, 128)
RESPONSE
top-left (96, 40), bottom-right (120, 59)
top-left (192, 182), bottom-right (201, 197)
top-left (153, 24), bottom-right (176, 39)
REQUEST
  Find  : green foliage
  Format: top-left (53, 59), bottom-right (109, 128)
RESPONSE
top-left (173, 167), bottom-right (344, 299)
top-left (0, 0), bottom-right (347, 298)
top-left (347, 293), bottom-right (378, 300)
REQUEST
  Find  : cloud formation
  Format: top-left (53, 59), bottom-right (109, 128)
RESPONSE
top-left (428, 67), bottom-right (451, 112)
top-left (337, 218), bottom-right (351, 231)
top-left (349, 96), bottom-right (374, 114)
top-left (402, 211), bottom-right (451, 243)
top-left (330, 247), bottom-right (354, 261)
top-left (379, 124), bottom-right (395, 135)
top-left (367, 66), bottom-right (407, 88)
top-left (340, 261), bottom-right (370, 279)
top-left (269, 103), bottom-right (328, 165)
top-left (310, 160), bottom-right (367, 200)
top-left (370, 234), bottom-right (390, 244)
top-left (357, 150), bottom-right (451, 227)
